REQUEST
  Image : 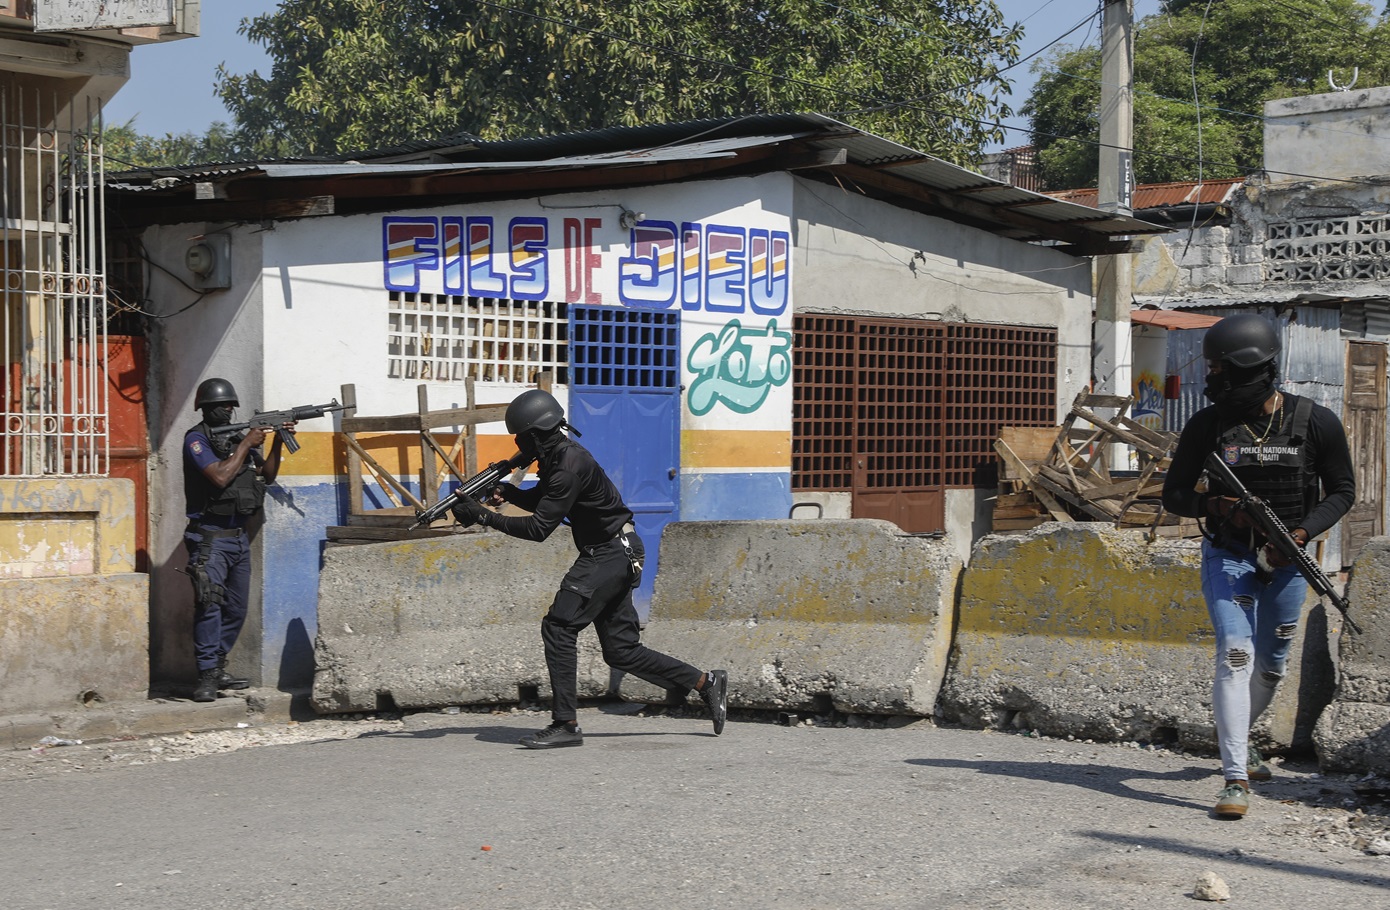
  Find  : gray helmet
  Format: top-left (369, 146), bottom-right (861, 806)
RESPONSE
top-left (1203, 315), bottom-right (1280, 370)
top-left (505, 389), bottom-right (565, 435)
top-left (194, 377), bottom-right (239, 410)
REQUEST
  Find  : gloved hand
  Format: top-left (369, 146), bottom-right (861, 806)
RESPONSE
top-left (451, 497), bottom-right (490, 528)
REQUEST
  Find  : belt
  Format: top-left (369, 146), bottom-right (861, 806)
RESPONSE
top-left (187, 524), bottom-right (245, 539)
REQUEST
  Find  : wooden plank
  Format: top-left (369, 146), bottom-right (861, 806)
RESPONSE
top-left (418, 386), bottom-right (437, 507)
top-left (993, 506), bottom-right (1049, 519)
top-left (994, 439), bottom-right (1071, 522)
top-left (340, 404), bottom-right (508, 434)
top-left (1071, 406), bottom-right (1171, 458)
top-left (992, 518), bottom-right (1048, 531)
top-left (997, 427), bottom-right (1058, 477)
top-left (342, 433), bottom-right (423, 509)
top-left (326, 526), bottom-right (460, 541)
top-left (342, 384), bottom-right (363, 518)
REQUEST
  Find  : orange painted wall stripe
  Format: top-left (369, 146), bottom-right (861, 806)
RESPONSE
top-left (274, 430), bottom-right (788, 476)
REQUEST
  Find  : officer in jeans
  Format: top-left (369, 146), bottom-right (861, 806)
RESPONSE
top-left (1162, 315), bottom-right (1354, 819)
top-left (452, 389), bottom-right (728, 749)
top-left (182, 378), bottom-right (294, 702)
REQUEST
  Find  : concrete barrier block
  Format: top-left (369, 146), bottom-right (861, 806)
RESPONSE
top-left (0, 573), bottom-right (150, 715)
top-left (938, 524), bottom-right (1329, 750)
top-left (312, 528), bottom-right (612, 713)
top-left (628, 519), bottom-right (960, 715)
top-left (1314, 536), bottom-right (1390, 774)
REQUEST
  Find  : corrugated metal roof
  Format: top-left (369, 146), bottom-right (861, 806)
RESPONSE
top-left (106, 112), bottom-right (1169, 245)
top-left (1048, 178), bottom-right (1244, 211)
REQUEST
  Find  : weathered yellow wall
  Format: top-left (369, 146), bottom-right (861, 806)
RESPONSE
top-left (0, 478), bottom-right (148, 715)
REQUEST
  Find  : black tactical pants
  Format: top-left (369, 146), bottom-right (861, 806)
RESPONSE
top-left (541, 532), bottom-right (701, 723)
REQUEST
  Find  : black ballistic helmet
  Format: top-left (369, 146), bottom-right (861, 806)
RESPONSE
top-left (194, 377), bottom-right (239, 410)
top-left (1202, 314), bottom-right (1280, 370)
top-left (505, 389), bottom-right (565, 436)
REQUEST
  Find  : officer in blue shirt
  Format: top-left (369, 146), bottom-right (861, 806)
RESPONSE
top-left (182, 378), bottom-right (293, 702)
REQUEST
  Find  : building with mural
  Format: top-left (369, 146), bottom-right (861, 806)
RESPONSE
top-left (104, 113), bottom-right (1166, 692)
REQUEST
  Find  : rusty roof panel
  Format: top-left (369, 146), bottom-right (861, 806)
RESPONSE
top-left (1048, 178), bottom-right (1244, 211)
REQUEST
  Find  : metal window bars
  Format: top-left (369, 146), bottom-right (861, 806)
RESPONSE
top-left (2, 83), bottom-right (108, 477)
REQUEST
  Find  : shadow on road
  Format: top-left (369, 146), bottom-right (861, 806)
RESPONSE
top-left (906, 756), bottom-right (1212, 811)
top-left (357, 723), bottom-right (708, 747)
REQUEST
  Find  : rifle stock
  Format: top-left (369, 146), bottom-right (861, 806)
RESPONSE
top-left (1204, 453), bottom-right (1360, 634)
top-left (409, 451), bottom-right (533, 530)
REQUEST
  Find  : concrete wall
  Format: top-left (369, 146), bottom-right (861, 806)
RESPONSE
top-left (0, 478), bottom-right (149, 714)
top-left (312, 528), bottom-right (591, 713)
top-left (938, 523), bottom-right (1333, 752)
top-left (1265, 86), bottom-right (1390, 183)
top-left (631, 519), bottom-right (961, 715)
top-left (1315, 536), bottom-right (1390, 773)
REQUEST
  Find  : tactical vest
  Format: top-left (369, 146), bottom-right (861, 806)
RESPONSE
top-left (184, 422), bottom-right (265, 519)
top-left (1210, 394), bottom-right (1318, 532)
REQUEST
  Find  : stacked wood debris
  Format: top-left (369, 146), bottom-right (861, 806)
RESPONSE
top-left (992, 391), bottom-right (1200, 538)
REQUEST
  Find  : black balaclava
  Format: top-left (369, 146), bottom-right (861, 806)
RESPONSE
top-left (203, 405), bottom-right (234, 427)
top-left (1204, 363), bottom-right (1276, 417)
top-left (518, 426), bottom-right (565, 462)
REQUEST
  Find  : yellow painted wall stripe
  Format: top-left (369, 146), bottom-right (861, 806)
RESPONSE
top-left (681, 429), bottom-right (790, 470)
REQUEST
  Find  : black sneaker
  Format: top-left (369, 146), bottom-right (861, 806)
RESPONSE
top-left (519, 722), bottom-right (583, 750)
top-left (700, 669), bottom-right (728, 735)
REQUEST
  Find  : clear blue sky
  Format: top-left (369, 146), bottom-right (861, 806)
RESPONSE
top-left (103, 1), bottom-right (1161, 150)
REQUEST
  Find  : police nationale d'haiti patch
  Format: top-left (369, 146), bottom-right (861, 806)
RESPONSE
top-left (190, 441), bottom-right (204, 455)
top-left (1223, 444), bottom-right (1240, 464)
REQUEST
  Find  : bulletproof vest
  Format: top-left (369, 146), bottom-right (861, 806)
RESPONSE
top-left (1211, 395), bottom-right (1318, 530)
top-left (184, 422), bottom-right (265, 519)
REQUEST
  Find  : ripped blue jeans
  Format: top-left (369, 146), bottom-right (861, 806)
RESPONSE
top-left (1201, 539), bottom-right (1307, 782)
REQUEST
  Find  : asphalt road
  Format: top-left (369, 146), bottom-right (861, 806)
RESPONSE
top-left (3, 705), bottom-right (1387, 910)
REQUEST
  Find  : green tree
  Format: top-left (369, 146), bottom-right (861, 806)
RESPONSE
top-left (214, 0), bottom-right (1022, 164)
top-left (1023, 0), bottom-right (1390, 189)
top-left (103, 119), bottom-right (248, 171)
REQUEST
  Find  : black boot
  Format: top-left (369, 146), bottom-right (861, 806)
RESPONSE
top-left (193, 667), bottom-right (220, 703)
top-left (216, 658), bottom-right (250, 690)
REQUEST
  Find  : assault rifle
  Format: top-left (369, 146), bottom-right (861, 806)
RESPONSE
top-left (1204, 452), bottom-right (1360, 634)
top-left (409, 451), bottom-right (534, 530)
top-left (209, 400), bottom-right (348, 455)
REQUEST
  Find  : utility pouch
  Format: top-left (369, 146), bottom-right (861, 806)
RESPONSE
top-left (188, 563), bottom-right (225, 607)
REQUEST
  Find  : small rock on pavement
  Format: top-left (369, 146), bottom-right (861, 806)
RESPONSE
top-left (1193, 871), bottom-right (1231, 902)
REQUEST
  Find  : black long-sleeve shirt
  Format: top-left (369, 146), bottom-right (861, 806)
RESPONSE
top-left (1161, 397), bottom-right (1355, 540)
top-left (489, 437), bottom-right (633, 550)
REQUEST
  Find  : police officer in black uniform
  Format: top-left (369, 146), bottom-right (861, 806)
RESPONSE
top-left (182, 378), bottom-right (293, 702)
top-left (1162, 314), bottom-right (1354, 819)
top-left (452, 389), bottom-right (728, 749)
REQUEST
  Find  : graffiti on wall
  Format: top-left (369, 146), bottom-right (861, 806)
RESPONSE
top-left (382, 216), bottom-right (790, 316)
top-left (686, 319), bottom-right (792, 415)
top-left (1132, 369), bottom-right (1165, 430)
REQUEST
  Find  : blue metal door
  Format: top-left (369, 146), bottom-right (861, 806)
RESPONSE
top-left (567, 306), bottom-right (681, 618)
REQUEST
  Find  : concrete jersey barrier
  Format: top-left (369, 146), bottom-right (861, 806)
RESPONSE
top-left (312, 528), bottom-right (612, 713)
top-left (1314, 535), bottom-right (1390, 774)
top-left (937, 523), bottom-right (1335, 752)
top-left (628, 519), bottom-right (961, 716)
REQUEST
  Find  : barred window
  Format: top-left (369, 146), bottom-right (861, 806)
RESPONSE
top-left (386, 293), bottom-right (568, 383)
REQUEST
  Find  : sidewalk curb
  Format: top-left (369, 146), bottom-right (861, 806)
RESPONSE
top-left (1, 689), bottom-right (316, 751)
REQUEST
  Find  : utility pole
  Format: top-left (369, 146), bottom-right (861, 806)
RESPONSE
top-left (1095, 0), bottom-right (1134, 466)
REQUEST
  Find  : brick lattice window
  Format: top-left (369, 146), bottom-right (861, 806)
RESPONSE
top-left (386, 293), bottom-right (568, 382)
top-left (792, 316), bottom-right (1057, 491)
top-left (1266, 215), bottom-right (1390, 282)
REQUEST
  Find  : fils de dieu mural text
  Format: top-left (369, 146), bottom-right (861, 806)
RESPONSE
top-left (382, 215), bottom-right (792, 414)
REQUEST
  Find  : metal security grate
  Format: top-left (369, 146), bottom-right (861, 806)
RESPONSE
top-left (386, 293), bottom-right (567, 383)
top-left (570, 306), bottom-right (679, 389)
top-left (2, 86), bottom-right (107, 477)
top-left (942, 324), bottom-right (1056, 486)
top-left (793, 315), bottom-right (1058, 505)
